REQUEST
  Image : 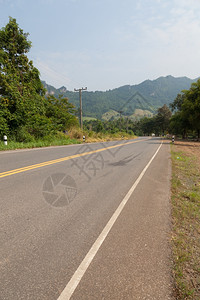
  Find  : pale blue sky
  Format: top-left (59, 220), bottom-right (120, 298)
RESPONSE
top-left (1, 0), bottom-right (200, 91)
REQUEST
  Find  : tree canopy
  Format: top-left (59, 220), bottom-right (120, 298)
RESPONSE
top-left (83, 104), bottom-right (172, 137)
top-left (0, 17), bottom-right (78, 141)
top-left (170, 80), bottom-right (200, 139)
top-left (1, 17), bottom-right (199, 142)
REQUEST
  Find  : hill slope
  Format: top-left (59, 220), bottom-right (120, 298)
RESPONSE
top-left (42, 75), bottom-right (197, 120)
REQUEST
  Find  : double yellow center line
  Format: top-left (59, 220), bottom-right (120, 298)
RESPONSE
top-left (0, 139), bottom-right (149, 178)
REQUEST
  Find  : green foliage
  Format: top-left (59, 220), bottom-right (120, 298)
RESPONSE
top-left (0, 17), bottom-right (45, 136)
top-left (43, 75), bottom-right (195, 120)
top-left (25, 113), bottom-right (55, 139)
top-left (0, 101), bottom-right (10, 137)
top-left (84, 105), bottom-right (172, 137)
top-left (15, 126), bottom-right (35, 143)
top-left (0, 17), bottom-right (78, 142)
top-left (182, 80), bottom-right (200, 137)
top-left (1, 17), bottom-right (198, 144)
top-left (156, 104), bottom-right (172, 134)
top-left (170, 79), bottom-right (200, 139)
top-left (139, 116), bottom-right (158, 135)
top-left (0, 133), bottom-right (80, 151)
top-left (45, 94), bottom-right (79, 131)
top-left (170, 93), bottom-right (185, 112)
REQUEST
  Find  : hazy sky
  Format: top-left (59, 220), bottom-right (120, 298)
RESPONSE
top-left (1, 0), bottom-right (200, 91)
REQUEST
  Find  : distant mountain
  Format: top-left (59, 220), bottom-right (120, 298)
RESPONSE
top-left (42, 75), bottom-right (198, 120)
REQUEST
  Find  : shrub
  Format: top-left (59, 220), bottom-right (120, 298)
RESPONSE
top-left (16, 127), bottom-right (35, 142)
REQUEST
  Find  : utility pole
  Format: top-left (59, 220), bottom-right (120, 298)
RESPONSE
top-left (74, 87), bottom-right (87, 129)
top-left (126, 116), bottom-right (129, 133)
top-left (118, 110), bottom-right (123, 131)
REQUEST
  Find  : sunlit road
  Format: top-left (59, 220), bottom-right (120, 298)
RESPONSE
top-left (0, 137), bottom-right (173, 299)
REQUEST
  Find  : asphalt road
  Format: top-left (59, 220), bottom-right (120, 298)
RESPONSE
top-left (0, 137), bottom-right (173, 299)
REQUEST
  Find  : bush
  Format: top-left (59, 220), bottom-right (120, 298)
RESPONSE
top-left (88, 131), bottom-right (95, 137)
top-left (16, 127), bottom-right (35, 142)
top-left (26, 114), bottom-right (56, 139)
top-left (55, 131), bottom-right (70, 140)
top-left (0, 115), bottom-right (9, 138)
top-left (68, 127), bottom-right (83, 139)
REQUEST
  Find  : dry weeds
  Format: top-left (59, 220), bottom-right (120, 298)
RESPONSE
top-left (171, 140), bottom-right (200, 299)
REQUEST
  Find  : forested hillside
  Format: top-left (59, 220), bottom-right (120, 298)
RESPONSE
top-left (42, 75), bottom-right (197, 120)
top-left (1, 17), bottom-right (200, 145)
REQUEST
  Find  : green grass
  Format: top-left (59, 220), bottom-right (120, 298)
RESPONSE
top-left (171, 146), bottom-right (200, 299)
top-left (0, 135), bottom-right (80, 151)
top-left (0, 129), bottom-right (136, 151)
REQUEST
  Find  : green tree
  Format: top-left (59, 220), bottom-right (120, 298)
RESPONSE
top-left (156, 104), bottom-right (172, 134)
top-left (169, 112), bottom-right (190, 138)
top-left (169, 93), bottom-right (185, 112)
top-left (139, 116), bottom-right (158, 135)
top-left (0, 17), bottom-right (46, 137)
top-left (170, 80), bottom-right (200, 139)
top-left (169, 94), bottom-right (190, 139)
top-left (182, 80), bottom-right (200, 139)
top-left (0, 17), bottom-right (79, 141)
top-left (45, 94), bottom-right (79, 131)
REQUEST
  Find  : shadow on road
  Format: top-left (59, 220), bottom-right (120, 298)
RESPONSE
top-left (108, 153), bottom-right (141, 167)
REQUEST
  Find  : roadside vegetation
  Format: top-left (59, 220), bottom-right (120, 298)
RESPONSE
top-left (0, 18), bottom-right (79, 146)
top-left (83, 104), bottom-right (172, 136)
top-left (0, 17), bottom-right (136, 151)
top-left (0, 131), bottom-right (80, 151)
top-left (0, 127), bottom-right (136, 151)
top-left (1, 17), bottom-right (200, 297)
top-left (171, 140), bottom-right (200, 299)
top-left (1, 17), bottom-right (200, 152)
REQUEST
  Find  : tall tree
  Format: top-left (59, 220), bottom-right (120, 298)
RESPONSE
top-left (170, 80), bottom-right (200, 139)
top-left (169, 93), bottom-right (185, 112)
top-left (182, 80), bottom-right (200, 139)
top-left (156, 104), bottom-right (172, 134)
top-left (170, 93), bottom-right (190, 138)
top-left (0, 17), bottom-right (46, 136)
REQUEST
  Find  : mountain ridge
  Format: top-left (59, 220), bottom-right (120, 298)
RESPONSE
top-left (42, 75), bottom-right (198, 120)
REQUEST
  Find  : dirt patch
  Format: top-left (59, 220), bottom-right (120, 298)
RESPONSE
top-left (174, 140), bottom-right (200, 169)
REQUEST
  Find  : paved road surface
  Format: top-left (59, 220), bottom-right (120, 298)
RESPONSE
top-left (0, 137), bottom-right (173, 299)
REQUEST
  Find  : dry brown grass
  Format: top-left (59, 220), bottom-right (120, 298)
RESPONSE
top-left (171, 140), bottom-right (200, 299)
top-left (67, 128), bottom-right (136, 143)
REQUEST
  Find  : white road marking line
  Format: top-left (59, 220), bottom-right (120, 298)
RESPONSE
top-left (57, 141), bottom-right (163, 300)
